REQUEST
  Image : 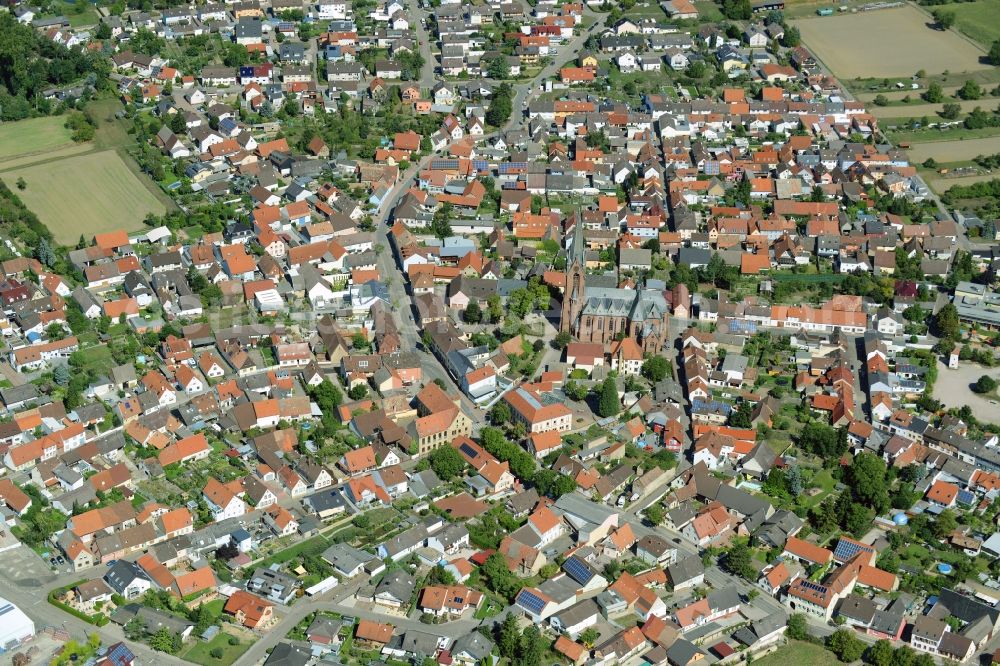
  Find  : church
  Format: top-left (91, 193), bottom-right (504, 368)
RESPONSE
top-left (559, 223), bottom-right (670, 353)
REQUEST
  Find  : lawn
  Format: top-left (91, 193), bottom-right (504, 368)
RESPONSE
top-left (888, 124), bottom-right (1000, 145)
top-left (72, 344), bottom-right (115, 376)
top-left (793, 6), bottom-right (990, 78)
top-left (949, 0), bottom-right (1000, 49)
top-left (178, 632), bottom-right (250, 666)
top-left (802, 468), bottom-right (837, 508)
top-left (0, 116), bottom-right (75, 166)
top-left (0, 149), bottom-right (167, 244)
top-left (754, 641), bottom-right (831, 666)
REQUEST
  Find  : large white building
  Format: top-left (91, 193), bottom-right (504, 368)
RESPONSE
top-left (0, 597), bottom-right (34, 649)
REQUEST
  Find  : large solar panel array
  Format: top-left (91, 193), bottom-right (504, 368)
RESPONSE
top-left (517, 590), bottom-right (547, 614)
top-left (563, 556), bottom-right (594, 585)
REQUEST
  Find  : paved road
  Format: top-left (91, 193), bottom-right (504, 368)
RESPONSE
top-left (0, 548), bottom-right (189, 666)
top-left (233, 576), bottom-right (365, 666)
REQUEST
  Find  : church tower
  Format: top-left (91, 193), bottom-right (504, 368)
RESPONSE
top-left (560, 219), bottom-right (586, 335)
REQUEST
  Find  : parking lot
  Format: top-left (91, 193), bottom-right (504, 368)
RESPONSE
top-left (0, 546), bottom-right (58, 589)
top-left (934, 359), bottom-right (1000, 422)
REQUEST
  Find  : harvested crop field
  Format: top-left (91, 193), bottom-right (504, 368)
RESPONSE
top-left (906, 135), bottom-right (1000, 163)
top-left (793, 6), bottom-right (990, 78)
top-left (0, 149), bottom-right (166, 244)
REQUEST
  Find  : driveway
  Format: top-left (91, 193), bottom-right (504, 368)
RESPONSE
top-left (934, 359), bottom-right (1000, 421)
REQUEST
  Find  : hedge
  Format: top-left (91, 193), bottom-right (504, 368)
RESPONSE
top-left (48, 581), bottom-right (110, 626)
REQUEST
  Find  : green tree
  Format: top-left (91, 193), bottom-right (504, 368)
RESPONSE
top-left (787, 614), bottom-right (809, 640)
top-left (488, 401), bottom-right (511, 426)
top-left (989, 40), bottom-right (1000, 66)
top-left (485, 55), bottom-right (510, 79)
top-left (973, 375), bottom-right (997, 394)
top-left (482, 552), bottom-right (519, 600)
top-left (564, 380), bottom-right (588, 401)
top-left (348, 383), bottom-right (368, 400)
top-left (516, 625), bottom-right (544, 666)
top-left (645, 504), bottom-right (665, 525)
top-left (932, 9), bottom-right (955, 30)
top-left (924, 82), bottom-right (944, 103)
top-left (429, 445), bottom-right (466, 480)
top-left (35, 237), bottom-right (55, 267)
top-left (827, 628), bottom-right (865, 662)
top-left (485, 83), bottom-right (513, 127)
top-left (848, 452), bottom-right (890, 514)
top-left (497, 613), bottom-right (520, 659)
top-left (940, 102), bottom-right (961, 120)
top-left (721, 542), bottom-right (755, 580)
top-left (721, 0), bottom-right (752, 19)
top-left (958, 79), bottom-right (981, 100)
top-left (729, 401), bottom-right (753, 428)
top-left (579, 627), bottom-right (599, 648)
top-left (873, 94), bottom-right (889, 106)
top-left (932, 508), bottom-right (958, 539)
top-left (932, 303), bottom-right (960, 339)
top-left (534, 469), bottom-right (576, 498)
top-left (641, 356), bottom-right (670, 382)
top-left (554, 331), bottom-right (572, 349)
top-left (463, 301), bottom-right (482, 324)
top-left (431, 202), bottom-right (453, 240)
top-left (53, 363), bottom-right (70, 386)
top-left (597, 377), bottom-right (620, 418)
top-left (781, 26), bottom-right (800, 47)
top-left (786, 465), bottom-right (803, 496)
top-left (149, 628), bottom-right (176, 653)
top-left (487, 294), bottom-right (502, 322)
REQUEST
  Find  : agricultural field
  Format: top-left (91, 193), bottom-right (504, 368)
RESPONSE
top-left (0, 117), bottom-right (75, 167)
top-left (792, 6), bottom-right (991, 78)
top-left (0, 150), bottom-right (167, 244)
top-left (871, 98), bottom-right (998, 120)
top-left (905, 135), bottom-right (1000, 163)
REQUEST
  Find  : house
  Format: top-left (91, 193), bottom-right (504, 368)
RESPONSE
top-left (224, 590), bottom-right (274, 629)
top-left (418, 585), bottom-right (483, 617)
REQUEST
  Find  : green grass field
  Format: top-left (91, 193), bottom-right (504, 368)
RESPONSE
top-left (949, 0), bottom-right (1000, 49)
top-left (0, 116), bottom-right (75, 166)
top-left (887, 125), bottom-right (1000, 145)
top-left (0, 149), bottom-right (166, 244)
top-left (178, 632), bottom-right (250, 666)
top-left (754, 641), bottom-right (832, 666)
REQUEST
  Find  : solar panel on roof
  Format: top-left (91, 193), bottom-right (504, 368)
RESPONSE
top-left (459, 443), bottom-right (479, 459)
top-left (563, 557), bottom-right (594, 585)
top-left (957, 490), bottom-right (975, 505)
top-left (518, 590), bottom-right (546, 614)
top-left (833, 538), bottom-right (873, 562)
top-left (799, 580), bottom-right (827, 593)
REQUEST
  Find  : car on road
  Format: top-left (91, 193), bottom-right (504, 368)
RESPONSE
top-left (48, 558), bottom-right (57, 566)
top-left (56, 556), bottom-right (65, 565)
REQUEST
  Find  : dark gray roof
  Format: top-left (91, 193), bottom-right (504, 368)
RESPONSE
top-left (667, 555), bottom-right (704, 586)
